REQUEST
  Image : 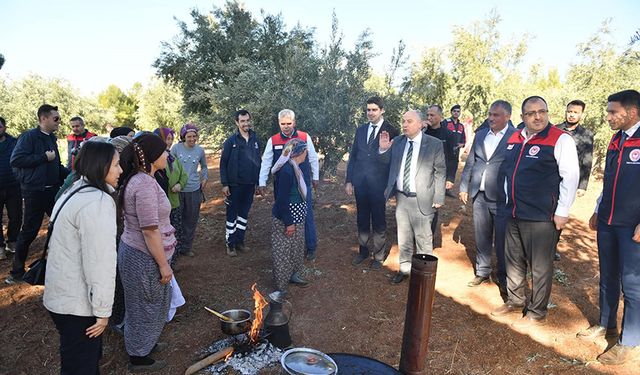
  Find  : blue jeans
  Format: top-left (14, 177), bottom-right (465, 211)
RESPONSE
top-left (597, 220), bottom-right (640, 346)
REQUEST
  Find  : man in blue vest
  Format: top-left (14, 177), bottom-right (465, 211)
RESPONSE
top-left (220, 109), bottom-right (262, 257)
top-left (576, 90), bottom-right (640, 365)
top-left (491, 96), bottom-right (579, 328)
top-left (258, 109), bottom-right (319, 261)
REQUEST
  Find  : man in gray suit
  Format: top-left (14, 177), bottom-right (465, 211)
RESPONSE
top-left (379, 110), bottom-right (446, 284)
top-left (459, 100), bottom-right (515, 295)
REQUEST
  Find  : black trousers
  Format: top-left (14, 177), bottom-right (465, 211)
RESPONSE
top-left (505, 218), bottom-right (558, 318)
top-left (0, 184), bottom-right (22, 245)
top-left (49, 312), bottom-right (102, 375)
top-left (11, 187), bottom-right (56, 277)
top-left (354, 182), bottom-right (387, 259)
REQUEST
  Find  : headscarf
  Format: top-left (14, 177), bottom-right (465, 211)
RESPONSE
top-left (131, 133), bottom-right (167, 173)
top-left (153, 127), bottom-right (176, 171)
top-left (109, 136), bottom-right (132, 153)
top-left (110, 126), bottom-right (134, 138)
top-left (179, 123), bottom-right (198, 141)
top-left (271, 138), bottom-right (307, 200)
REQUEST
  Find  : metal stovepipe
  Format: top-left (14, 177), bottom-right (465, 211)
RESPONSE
top-left (399, 254), bottom-right (438, 375)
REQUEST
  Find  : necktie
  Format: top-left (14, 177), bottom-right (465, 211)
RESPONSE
top-left (403, 141), bottom-right (413, 192)
top-left (368, 125), bottom-right (377, 145)
top-left (619, 132), bottom-right (628, 149)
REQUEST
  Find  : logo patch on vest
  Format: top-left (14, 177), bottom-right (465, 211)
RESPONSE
top-left (274, 145), bottom-right (283, 150)
top-left (507, 144), bottom-right (514, 150)
top-left (529, 146), bottom-right (540, 156)
top-left (630, 149), bottom-right (640, 162)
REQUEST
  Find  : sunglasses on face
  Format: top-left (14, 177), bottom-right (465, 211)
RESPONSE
top-left (53, 116), bottom-right (61, 122)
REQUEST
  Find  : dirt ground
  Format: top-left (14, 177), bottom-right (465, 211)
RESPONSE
top-left (1, 154), bottom-right (638, 375)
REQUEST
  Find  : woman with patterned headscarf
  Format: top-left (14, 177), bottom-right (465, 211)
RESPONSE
top-left (117, 133), bottom-right (176, 372)
top-left (170, 123), bottom-right (208, 257)
top-left (269, 138), bottom-right (311, 301)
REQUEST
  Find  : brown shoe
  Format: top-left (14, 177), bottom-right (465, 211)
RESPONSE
top-left (511, 314), bottom-right (547, 329)
top-left (491, 303), bottom-right (524, 317)
top-left (597, 343), bottom-right (638, 365)
top-left (576, 325), bottom-right (618, 340)
top-left (226, 245), bottom-right (237, 257)
top-left (467, 276), bottom-right (490, 287)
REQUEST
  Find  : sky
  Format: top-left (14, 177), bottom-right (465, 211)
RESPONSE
top-left (1, 0), bottom-right (638, 95)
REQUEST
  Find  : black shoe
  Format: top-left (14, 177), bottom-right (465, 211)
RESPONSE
top-left (554, 252), bottom-right (561, 261)
top-left (351, 254), bottom-right (367, 266)
top-left (369, 260), bottom-right (383, 270)
top-left (5, 274), bottom-right (23, 285)
top-left (289, 272), bottom-right (310, 288)
top-left (467, 276), bottom-right (490, 287)
top-left (128, 358), bottom-right (167, 373)
top-left (391, 272), bottom-right (408, 284)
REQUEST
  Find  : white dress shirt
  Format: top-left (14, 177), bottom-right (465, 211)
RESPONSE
top-left (367, 118), bottom-right (384, 142)
top-left (479, 126), bottom-right (508, 191)
top-left (396, 131), bottom-right (423, 193)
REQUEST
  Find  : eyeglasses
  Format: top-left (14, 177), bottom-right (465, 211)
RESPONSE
top-left (53, 116), bottom-right (61, 122)
top-left (523, 109), bottom-right (548, 118)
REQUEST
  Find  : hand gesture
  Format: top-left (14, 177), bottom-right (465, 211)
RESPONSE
top-left (285, 224), bottom-right (296, 237)
top-left (459, 192), bottom-right (468, 205)
top-left (379, 131), bottom-right (392, 151)
top-left (222, 186), bottom-right (230, 197)
top-left (171, 183), bottom-right (182, 193)
top-left (553, 215), bottom-right (569, 231)
top-left (159, 263), bottom-right (173, 285)
top-left (45, 150), bottom-right (55, 161)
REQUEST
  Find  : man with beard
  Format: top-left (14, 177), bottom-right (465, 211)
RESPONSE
top-left (577, 90), bottom-right (640, 365)
top-left (346, 96), bottom-right (399, 269)
top-left (220, 110), bottom-right (262, 256)
top-left (66, 116), bottom-right (96, 169)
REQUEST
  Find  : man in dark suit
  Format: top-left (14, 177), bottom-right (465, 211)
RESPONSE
top-left (459, 100), bottom-right (515, 294)
top-left (379, 110), bottom-right (446, 284)
top-left (346, 96), bottom-right (400, 269)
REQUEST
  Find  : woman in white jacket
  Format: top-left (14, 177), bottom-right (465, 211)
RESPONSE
top-left (43, 140), bottom-right (122, 375)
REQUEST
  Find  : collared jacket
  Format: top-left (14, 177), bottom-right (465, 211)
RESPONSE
top-left (556, 122), bottom-right (594, 190)
top-left (345, 120), bottom-right (399, 188)
top-left (11, 127), bottom-right (69, 191)
top-left (43, 179), bottom-right (117, 318)
top-left (220, 130), bottom-right (261, 187)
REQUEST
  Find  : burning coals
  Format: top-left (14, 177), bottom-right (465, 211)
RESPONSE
top-left (203, 335), bottom-right (283, 375)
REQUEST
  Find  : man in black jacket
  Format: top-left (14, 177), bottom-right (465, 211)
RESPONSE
top-left (424, 105), bottom-right (456, 241)
top-left (346, 96), bottom-right (399, 269)
top-left (556, 100), bottom-right (593, 197)
top-left (7, 104), bottom-right (69, 284)
top-left (0, 117), bottom-right (22, 260)
top-left (219, 109), bottom-right (261, 257)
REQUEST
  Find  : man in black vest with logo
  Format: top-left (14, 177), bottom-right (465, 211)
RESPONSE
top-left (491, 96), bottom-right (579, 328)
top-left (7, 104), bottom-right (69, 284)
top-left (577, 90), bottom-right (640, 365)
top-left (346, 96), bottom-right (399, 269)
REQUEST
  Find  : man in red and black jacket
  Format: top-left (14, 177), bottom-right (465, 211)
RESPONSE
top-left (577, 90), bottom-right (640, 365)
top-left (66, 116), bottom-right (96, 169)
top-left (491, 96), bottom-right (579, 328)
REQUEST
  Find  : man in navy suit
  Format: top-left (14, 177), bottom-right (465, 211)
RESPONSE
top-left (379, 110), bottom-right (446, 284)
top-left (459, 100), bottom-right (515, 295)
top-left (346, 96), bottom-right (400, 269)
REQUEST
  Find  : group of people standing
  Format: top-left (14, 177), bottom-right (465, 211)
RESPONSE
top-left (0, 104), bottom-right (208, 373)
top-left (345, 91), bottom-right (639, 365)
